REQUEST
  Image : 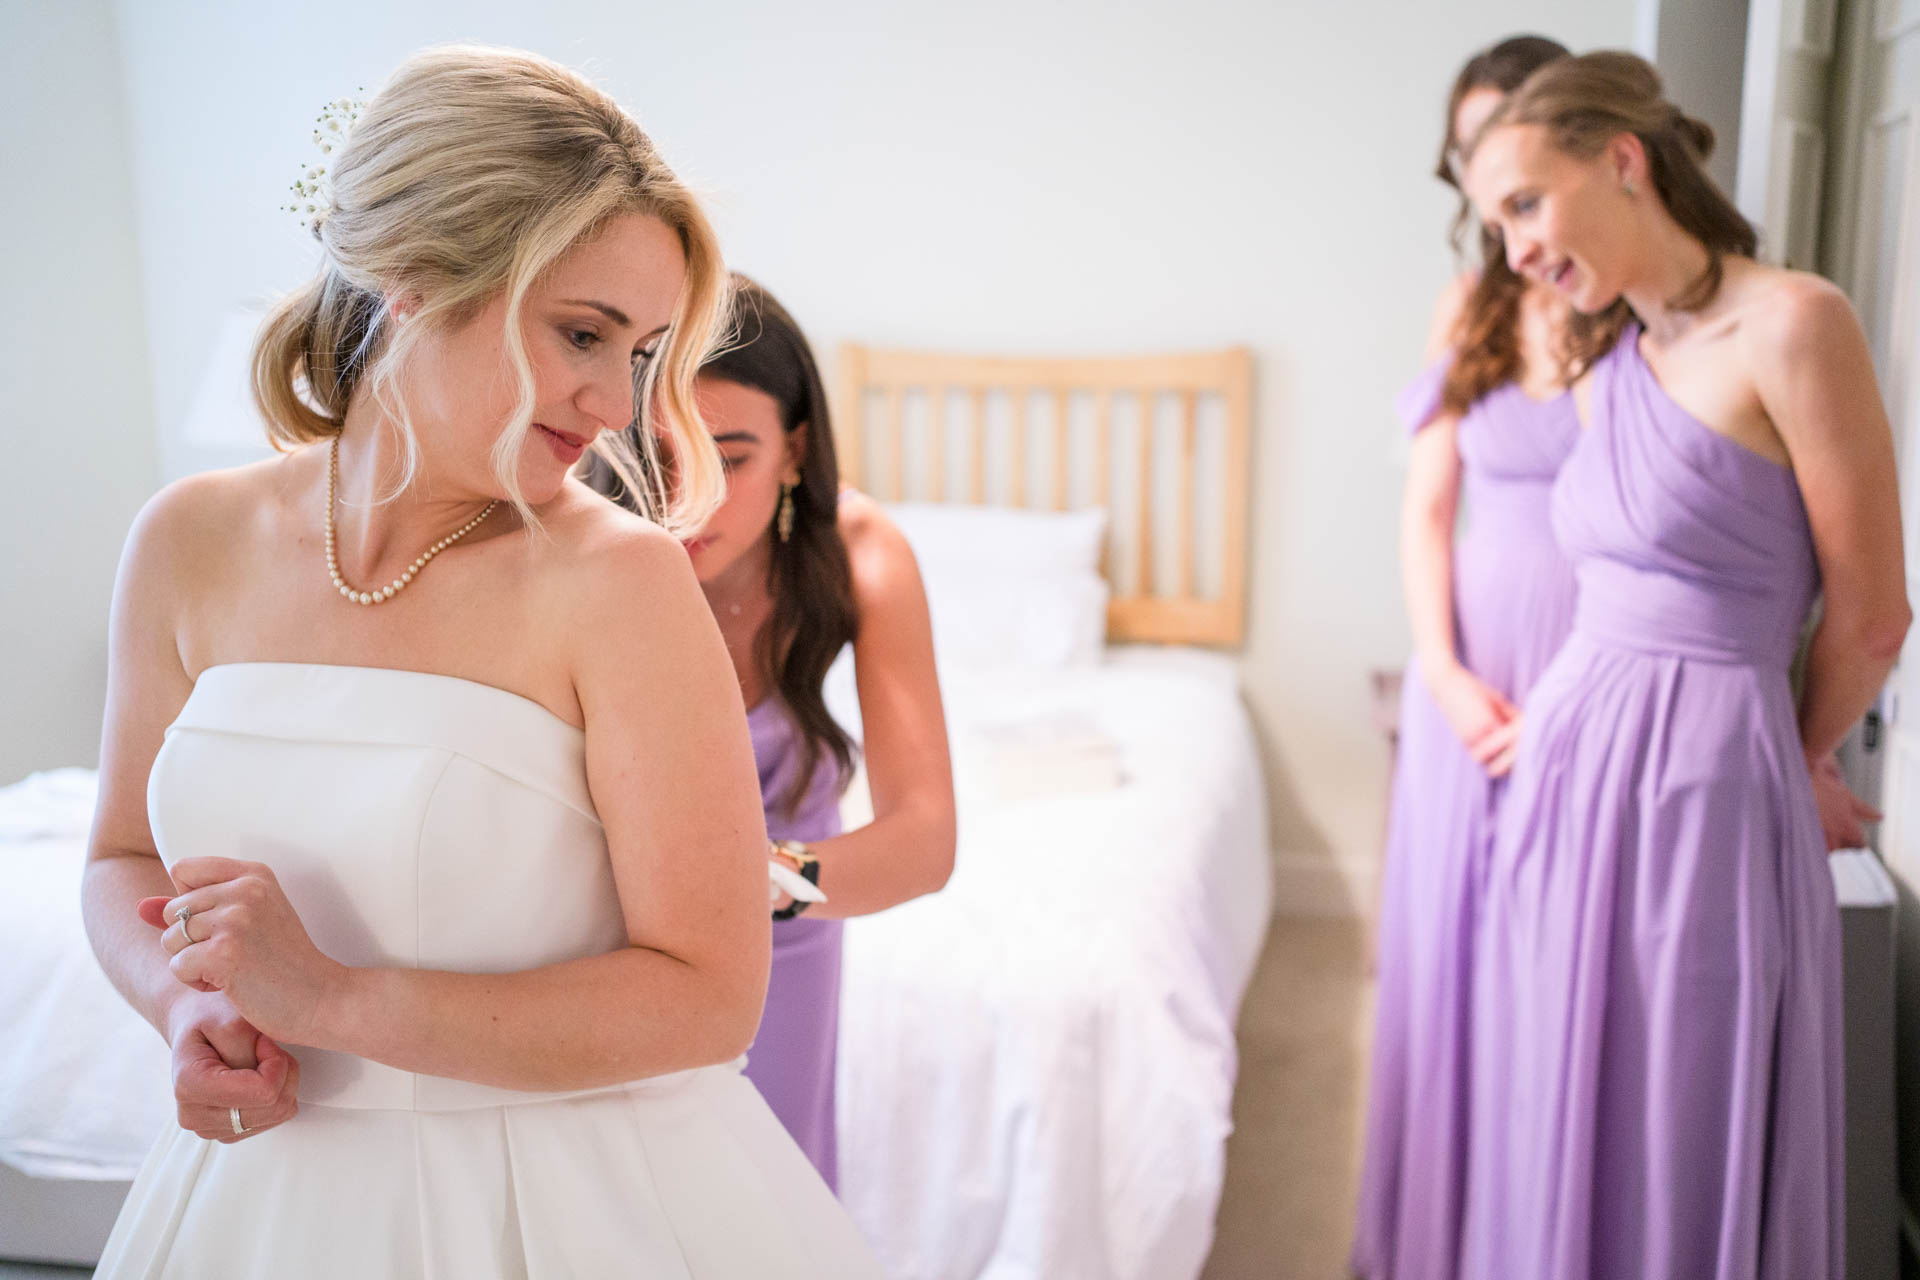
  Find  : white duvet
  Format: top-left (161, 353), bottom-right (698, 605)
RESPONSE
top-left (833, 649), bottom-right (1272, 1280)
top-left (1, 770), bottom-right (170, 1181)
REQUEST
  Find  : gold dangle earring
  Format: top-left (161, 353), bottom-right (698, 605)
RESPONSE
top-left (777, 481), bottom-right (795, 543)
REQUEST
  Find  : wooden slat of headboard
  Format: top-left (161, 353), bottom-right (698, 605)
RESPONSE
top-left (1050, 388), bottom-right (1070, 511)
top-left (1176, 390), bottom-right (1197, 600)
top-left (1133, 393), bottom-right (1152, 597)
top-left (968, 389), bottom-right (987, 504)
top-left (885, 387), bottom-right (905, 501)
top-left (1008, 392), bottom-right (1028, 507)
top-left (837, 343), bottom-right (868, 490)
top-left (833, 343), bottom-right (1253, 649)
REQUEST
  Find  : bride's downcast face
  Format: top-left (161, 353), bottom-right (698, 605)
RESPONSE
top-left (400, 212), bottom-right (689, 507)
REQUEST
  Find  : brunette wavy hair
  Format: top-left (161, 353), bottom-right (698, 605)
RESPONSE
top-left (1434, 35), bottom-right (1571, 416)
top-left (593, 277), bottom-right (858, 816)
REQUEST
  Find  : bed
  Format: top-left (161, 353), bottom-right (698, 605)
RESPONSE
top-left (0, 768), bottom-right (161, 1264)
top-left (0, 344), bottom-right (1272, 1277)
top-left (828, 345), bottom-right (1273, 1279)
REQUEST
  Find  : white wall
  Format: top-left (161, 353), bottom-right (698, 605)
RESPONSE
top-left (0, 0), bottom-right (156, 781)
top-left (1645, 0), bottom-right (1750, 195)
top-left (108, 0), bottom-right (1640, 899)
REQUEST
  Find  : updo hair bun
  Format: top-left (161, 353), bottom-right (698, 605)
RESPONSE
top-left (1672, 109), bottom-right (1715, 161)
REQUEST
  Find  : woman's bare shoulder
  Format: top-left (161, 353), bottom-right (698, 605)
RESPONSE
top-left (537, 481), bottom-right (726, 714)
top-left (533, 479), bottom-right (708, 648)
top-left (1732, 263), bottom-right (1860, 367)
top-left (541, 477), bottom-right (686, 567)
top-left (126, 451), bottom-right (307, 576)
top-left (834, 488), bottom-right (919, 591)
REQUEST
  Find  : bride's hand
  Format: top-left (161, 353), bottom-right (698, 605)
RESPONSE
top-left (158, 987), bottom-right (301, 1142)
top-left (139, 857), bottom-right (349, 1046)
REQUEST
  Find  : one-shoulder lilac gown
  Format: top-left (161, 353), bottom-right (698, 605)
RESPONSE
top-left (742, 699), bottom-right (848, 1191)
top-left (1462, 324), bottom-right (1844, 1279)
top-left (1351, 362), bottom-right (1580, 1280)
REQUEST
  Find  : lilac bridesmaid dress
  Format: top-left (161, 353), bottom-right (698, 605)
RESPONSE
top-left (1463, 324), bottom-right (1844, 1279)
top-left (1352, 362), bottom-right (1580, 1280)
top-left (742, 698), bottom-right (848, 1191)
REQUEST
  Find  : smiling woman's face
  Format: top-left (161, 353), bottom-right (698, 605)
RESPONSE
top-left (1464, 122), bottom-right (1638, 314)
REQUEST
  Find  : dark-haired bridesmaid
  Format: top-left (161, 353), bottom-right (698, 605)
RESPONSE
top-left (599, 276), bottom-right (955, 1190)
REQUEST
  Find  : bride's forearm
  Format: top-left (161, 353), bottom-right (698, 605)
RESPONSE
top-left (81, 851), bottom-right (194, 1039)
top-left (311, 946), bottom-right (765, 1092)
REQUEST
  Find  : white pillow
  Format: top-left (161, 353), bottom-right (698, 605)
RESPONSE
top-left (884, 503), bottom-right (1111, 671)
top-left (922, 567), bottom-right (1109, 670)
top-left (885, 502), bottom-right (1106, 578)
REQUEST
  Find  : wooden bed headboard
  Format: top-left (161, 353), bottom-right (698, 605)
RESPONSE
top-left (832, 344), bottom-right (1254, 649)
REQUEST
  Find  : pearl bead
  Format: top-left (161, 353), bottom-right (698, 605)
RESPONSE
top-left (323, 437), bottom-right (497, 606)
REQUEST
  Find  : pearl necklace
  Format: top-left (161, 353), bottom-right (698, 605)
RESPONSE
top-left (326, 435), bottom-right (499, 605)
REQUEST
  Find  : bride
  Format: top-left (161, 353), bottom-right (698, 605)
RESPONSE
top-left (81, 43), bottom-right (881, 1278)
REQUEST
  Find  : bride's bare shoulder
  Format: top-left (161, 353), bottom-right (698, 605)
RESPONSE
top-left (529, 478), bottom-right (703, 620)
top-left (124, 448), bottom-right (314, 575)
top-left (530, 480), bottom-right (723, 703)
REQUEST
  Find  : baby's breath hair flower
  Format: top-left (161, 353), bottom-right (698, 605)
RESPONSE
top-left (282, 93), bottom-right (366, 234)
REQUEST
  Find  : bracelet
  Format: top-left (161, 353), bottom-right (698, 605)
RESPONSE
top-left (771, 838), bottom-right (816, 873)
top-left (771, 839), bottom-right (819, 921)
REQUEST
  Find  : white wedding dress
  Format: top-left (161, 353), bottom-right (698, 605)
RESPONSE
top-left (95, 662), bottom-right (883, 1279)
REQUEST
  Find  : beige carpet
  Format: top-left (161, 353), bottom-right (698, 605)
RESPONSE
top-left (1203, 915), bottom-right (1375, 1280)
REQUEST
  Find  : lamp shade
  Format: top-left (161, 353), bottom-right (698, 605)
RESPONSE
top-left (180, 305), bottom-right (270, 450)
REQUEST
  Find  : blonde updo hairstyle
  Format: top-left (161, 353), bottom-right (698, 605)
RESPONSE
top-left (251, 45), bottom-right (729, 534)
